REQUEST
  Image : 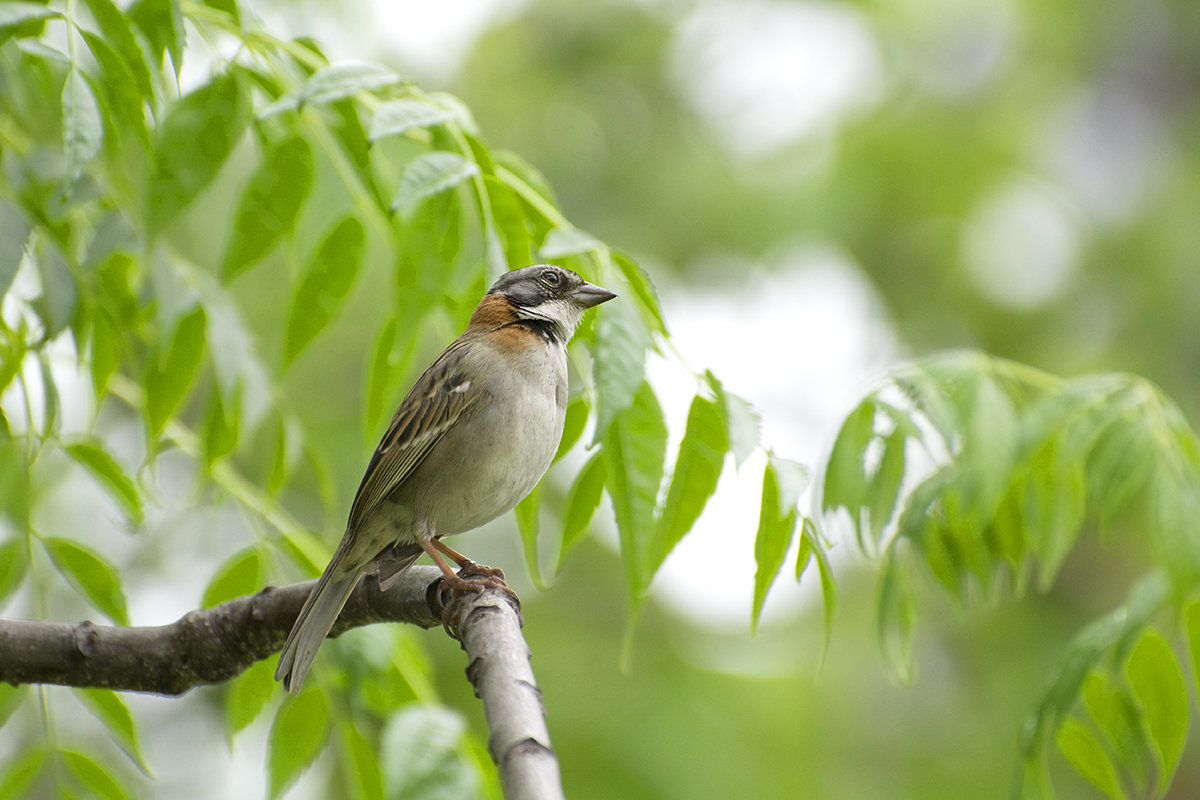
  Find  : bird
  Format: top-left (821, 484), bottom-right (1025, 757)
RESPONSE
top-left (275, 263), bottom-right (616, 692)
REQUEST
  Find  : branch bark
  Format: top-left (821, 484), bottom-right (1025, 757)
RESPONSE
top-left (443, 586), bottom-right (563, 800)
top-left (0, 566), bottom-right (443, 695)
top-left (0, 565), bottom-right (565, 799)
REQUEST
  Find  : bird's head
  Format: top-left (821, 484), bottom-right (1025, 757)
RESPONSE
top-left (483, 264), bottom-right (617, 343)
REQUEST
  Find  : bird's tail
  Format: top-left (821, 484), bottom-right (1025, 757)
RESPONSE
top-left (275, 547), bottom-right (361, 694)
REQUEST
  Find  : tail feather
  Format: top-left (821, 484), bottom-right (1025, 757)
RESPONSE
top-left (276, 542), bottom-right (425, 693)
top-left (276, 558), bottom-right (361, 693)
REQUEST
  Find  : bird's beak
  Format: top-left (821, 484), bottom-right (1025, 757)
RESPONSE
top-left (573, 281), bottom-right (618, 308)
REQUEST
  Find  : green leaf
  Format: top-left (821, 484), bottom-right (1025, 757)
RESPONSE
top-left (33, 243), bottom-right (78, 341)
top-left (494, 149), bottom-right (558, 209)
top-left (611, 251), bottom-right (666, 335)
top-left (369, 97), bottom-right (460, 140)
top-left (381, 705), bottom-right (475, 800)
top-left (1025, 441), bottom-right (1087, 588)
top-left (867, 428), bottom-right (907, 549)
top-left (653, 394), bottom-right (727, 576)
top-left (267, 413), bottom-right (301, 496)
top-left (559, 451), bottom-right (606, 572)
top-left (201, 0), bottom-right (239, 23)
top-left (821, 399), bottom-right (875, 543)
top-left (268, 691), bottom-right (331, 799)
top-left (202, 546), bottom-right (265, 609)
top-left (60, 749), bottom-right (131, 800)
top-left (42, 537), bottom-right (128, 625)
top-left (194, 271), bottom-right (271, 434)
top-left (0, 198), bottom-right (30, 301)
top-left (61, 68), bottom-right (103, 181)
top-left (0, 536), bottom-right (27, 607)
top-left (0, 746), bottom-right (47, 799)
top-left (1186, 600), bottom-right (1200, 700)
top-left (891, 362), bottom-right (962, 443)
top-left (539, 227), bottom-right (601, 259)
top-left (603, 381), bottom-right (667, 598)
top-left (147, 71), bottom-right (248, 237)
top-left (1146, 461), bottom-right (1200, 589)
top-left (959, 371), bottom-right (1019, 514)
top-left (513, 486), bottom-right (546, 590)
top-left (364, 317), bottom-right (401, 434)
top-left (80, 30), bottom-right (150, 154)
top-left (128, 0), bottom-right (184, 71)
top-left (79, 0), bottom-right (154, 104)
top-left (553, 396), bottom-right (588, 463)
top-left (1056, 718), bottom-right (1127, 800)
top-left (485, 175), bottom-right (535, 269)
top-left (705, 371), bottom-right (759, 469)
top-left (1018, 572), bottom-right (1171, 792)
top-left (1083, 405), bottom-right (1155, 527)
top-left (226, 657), bottom-right (275, 739)
top-left (591, 284), bottom-right (653, 443)
top-left (0, 439), bottom-right (30, 531)
top-left (1081, 672), bottom-right (1149, 797)
top-left (1124, 629), bottom-right (1188, 792)
top-left (390, 151), bottom-right (479, 214)
top-left (752, 459), bottom-right (793, 632)
top-left (0, 3), bottom-right (58, 32)
top-left (0, 340), bottom-right (22, 401)
top-left (222, 136), bottom-right (316, 280)
top-left (36, 357), bottom-right (59, 445)
top-left (260, 62), bottom-right (406, 117)
top-left (150, 249), bottom-right (198, 340)
top-left (77, 689), bottom-right (149, 774)
top-left (90, 316), bottom-right (123, 400)
top-left (64, 440), bottom-right (143, 528)
top-left (877, 543), bottom-right (916, 682)
top-left (203, 385), bottom-right (239, 467)
top-left (799, 517), bottom-right (837, 647)
top-left (331, 98), bottom-right (372, 178)
top-left (284, 217), bottom-right (366, 366)
top-left (144, 306), bottom-right (206, 440)
top-left (0, 684), bottom-right (26, 730)
top-left (337, 722), bottom-right (383, 800)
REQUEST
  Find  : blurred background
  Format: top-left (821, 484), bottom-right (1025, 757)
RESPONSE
top-left (10, 0), bottom-right (1200, 797)
top-left (273, 0), bottom-right (1200, 796)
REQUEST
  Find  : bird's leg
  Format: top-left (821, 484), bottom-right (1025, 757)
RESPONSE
top-left (419, 539), bottom-right (514, 594)
top-left (432, 538), bottom-right (507, 582)
top-left (420, 538), bottom-right (521, 617)
top-left (430, 537), bottom-right (474, 568)
top-left (418, 538), bottom-right (462, 584)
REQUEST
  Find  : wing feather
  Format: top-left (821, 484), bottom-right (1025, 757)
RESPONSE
top-left (347, 337), bottom-right (476, 532)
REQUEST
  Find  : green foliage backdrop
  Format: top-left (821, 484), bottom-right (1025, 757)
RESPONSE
top-left (2, 1), bottom-right (1200, 799)
top-left (0, 2), bottom-right (810, 797)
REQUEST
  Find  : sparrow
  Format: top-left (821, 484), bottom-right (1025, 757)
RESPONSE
top-left (276, 263), bottom-right (616, 692)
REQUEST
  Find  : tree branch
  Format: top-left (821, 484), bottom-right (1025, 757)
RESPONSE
top-left (0, 566), bottom-right (444, 695)
top-left (443, 586), bottom-right (564, 800)
top-left (0, 565), bottom-right (567, 799)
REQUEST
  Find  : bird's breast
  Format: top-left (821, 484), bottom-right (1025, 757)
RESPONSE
top-left (391, 335), bottom-right (567, 536)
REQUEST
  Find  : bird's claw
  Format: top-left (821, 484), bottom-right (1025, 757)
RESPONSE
top-left (432, 562), bottom-right (523, 639)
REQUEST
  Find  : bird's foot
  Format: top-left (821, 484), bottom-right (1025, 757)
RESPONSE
top-left (454, 559), bottom-right (507, 585)
top-left (433, 561), bottom-right (523, 637)
top-left (441, 561), bottom-right (520, 604)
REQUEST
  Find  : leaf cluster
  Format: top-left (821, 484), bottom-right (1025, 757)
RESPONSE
top-left (822, 351), bottom-right (1200, 798)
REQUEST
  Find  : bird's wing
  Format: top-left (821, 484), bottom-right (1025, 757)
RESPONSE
top-left (346, 337), bottom-right (478, 533)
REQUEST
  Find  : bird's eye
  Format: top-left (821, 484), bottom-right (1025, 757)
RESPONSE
top-left (541, 269), bottom-right (561, 286)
